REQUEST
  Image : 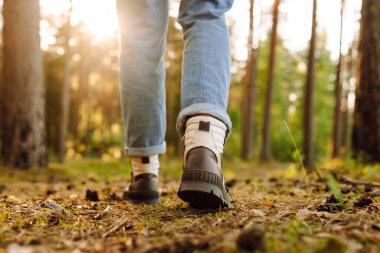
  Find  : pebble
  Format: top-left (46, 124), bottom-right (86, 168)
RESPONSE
top-left (236, 222), bottom-right (266, 252)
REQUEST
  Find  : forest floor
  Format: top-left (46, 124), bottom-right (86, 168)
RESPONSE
top-left (0, 158), bottom-right (379, 253)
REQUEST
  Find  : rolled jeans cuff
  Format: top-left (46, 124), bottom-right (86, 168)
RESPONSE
top-left (176, 103), bottom-right (232, 138)
top-left (125, 141), bottom-right (166, 156)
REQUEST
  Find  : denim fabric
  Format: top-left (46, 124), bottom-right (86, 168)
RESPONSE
top-left (117, 0), bottom-right (233, 156)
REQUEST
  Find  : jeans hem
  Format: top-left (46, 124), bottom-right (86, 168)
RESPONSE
top-left (125, 142), bottom-right (166, 156)
top-left (176, 103), bottom-right (232, 137)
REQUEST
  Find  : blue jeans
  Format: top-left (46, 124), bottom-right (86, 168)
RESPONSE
top-left (117, 0), bottom-right (234, 156)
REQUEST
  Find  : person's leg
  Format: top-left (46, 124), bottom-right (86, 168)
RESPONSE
top-left (176, 0), bottom-right (234, 136)
top-left (117, 0), bottom-right (168, 204)
top-left (117, 0), bottom-right (168, 157)
top-left (176, 0), bottom-right (234, 208)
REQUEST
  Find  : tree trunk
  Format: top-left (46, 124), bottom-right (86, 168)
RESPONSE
top-left (1, 0), bottom-right (46, 168)
top-left (332, 0), bottom-right (345, 158)
top-left (71, 36), bottom-right (89, 146)
top-left (165, 17), bottom-right (183, 157)
top-left (352, 0), bottom-right (380, 162)
top-left (241, 0), bottom-right (258, 160)
top-left (58, 1), bottom-right (72, 163)
top-left (260, 0), bottom-right (280, 161)
top-left (340, 46), bottom-right (354, 156)
top-left (303, 0), bottom-right (317, 170)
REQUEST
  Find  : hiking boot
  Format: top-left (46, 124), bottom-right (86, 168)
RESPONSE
top-left (178, 147), bottom-right (233, 208)
top-left (123, 173), bottom-right (160, 204)
top-left (177, 116), bottom-right (233, 209)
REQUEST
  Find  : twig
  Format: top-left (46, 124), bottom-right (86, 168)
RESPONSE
top-left (94, 205), bottom-right (110, 220)
top-left (42, 200), bottom-right (68, 216)
top-left (339, 177), bottom-right (380, 188)
top-left (369, 191), bottom-right (380, 197)
top-left (102, 217), bottom-right (130, 238)
top-left (76, 210), bottom-right (98, 215)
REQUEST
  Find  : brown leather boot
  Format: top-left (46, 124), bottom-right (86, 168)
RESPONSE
top-left (177, 116), bottom-right (233, 209)
top-left (123, 173), bottom-right (159, 204)
top-left (178, 147), bottom-right (233, 208)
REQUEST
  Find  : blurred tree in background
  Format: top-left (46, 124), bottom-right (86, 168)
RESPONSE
top-left (241, 0), bottom-right (258, 161)
top-left (352, 0), bottom-right (380, 162)
top-left (261, 0), bottom-right (280, 161)
top-left (1, 0), bottom-right (46, 168)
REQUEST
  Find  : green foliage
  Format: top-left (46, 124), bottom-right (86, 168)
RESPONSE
top-left (224, 106), bottom-right (242, 160)
top-left (228, 31), bottom-right (336, 163)
top-left (327, 174), bottom-right (344, 203)
top-left (314, 237), bottom-right (348, 253)
top-left (266, 220), bottom-right (311, 253)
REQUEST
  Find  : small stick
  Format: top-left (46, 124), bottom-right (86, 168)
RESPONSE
top-left (369, 191), bottom-right (380, 197)
top-left (339, 177), bottom-right (380, 188)
top-left (94, 205), bottom-right (111, 220)
top-left (102, 217), bottom-right (130, 238)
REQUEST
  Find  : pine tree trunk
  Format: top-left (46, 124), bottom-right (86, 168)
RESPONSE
top-left (303, 0), bottom-right (317, 170)
top-left (340, 46), bottom-right (354, 156)
top-left (340, 97), bottom-right (349, 154)
top-left (332, 0), bottom-right (345, 158)
top-left (58, 1), bottom-right (72, 163)
top-left (241, 0), bottom-right (258, 160)
top-left (72, 37), bottom-right (89, 146)
top-left (261, 0), bottom-right (280, 161)
top-left (0, 0), bottom-right (46, 168)
top-left (352, 0), bottom-right (380, 162)
top-left (165, 17), bottom-right (182, 157)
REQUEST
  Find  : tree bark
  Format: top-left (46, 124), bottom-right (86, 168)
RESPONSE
top-left (352, 0), bottom-right (380, 162)
top-left (340, 46), bottom-right (354, 156)
top-left (58, 1), bottom-right (72, 163)
top-left (1, 0), bottom-right (46, 168)
top-left (71, 36), bottom-right (89, 144)
top-left (241, 0), bottom-right (258, 160)
top-left (260, 0), bottom-right (280, 161)
top-left (303, 0), bottom-right (317, 170)
top-left (165, 17), bottom-right (183, 157)
top-left (332, 0), bottom-right (345, 158)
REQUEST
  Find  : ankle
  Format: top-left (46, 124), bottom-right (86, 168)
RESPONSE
top-left (183, 115), bottom-right (227, 166)
top-left (130, 155), bottom-right (159, 178)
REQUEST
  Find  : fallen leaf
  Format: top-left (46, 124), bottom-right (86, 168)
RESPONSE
top-left (262, 201), bottom-right (275, 208)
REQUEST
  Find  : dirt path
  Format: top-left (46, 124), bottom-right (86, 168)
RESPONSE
top-left (0, 160), bottom-right (379, 253)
